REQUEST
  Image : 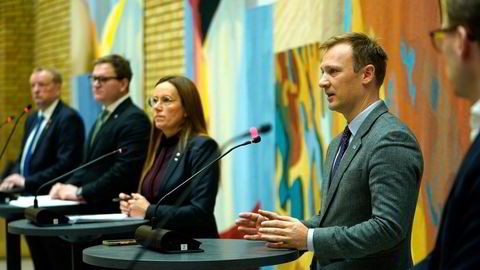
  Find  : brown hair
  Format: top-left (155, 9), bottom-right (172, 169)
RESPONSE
top-left (319, 32), bottom-right (388, 87)
top-left (138, 75), bottom-right (208, 191)
top-left (446, 0), bottom-right (480, 41)
top-left (93, 54), bottom-right (133, 83)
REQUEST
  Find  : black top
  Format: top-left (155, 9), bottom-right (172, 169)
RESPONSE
top-left (144, 135), bottom-right (220, 239)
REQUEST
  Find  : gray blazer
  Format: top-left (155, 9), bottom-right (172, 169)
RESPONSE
top-left (305, 101), bottom-right (423, 270)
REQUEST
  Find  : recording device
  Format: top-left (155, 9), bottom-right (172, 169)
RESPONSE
top-left (24, 148), bottom-right (126, 226)
top-left (220, 123), bottom-right (270, 151)
top-left (0, 105), bottom-right (32, 161)
top-left (134, 128), bottom-right (262, 254)
top-left (0, 115), bottom-right (15, 129)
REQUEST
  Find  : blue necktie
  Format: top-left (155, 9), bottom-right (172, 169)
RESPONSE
top-left (330, 126), bottom-right (352, 185)
top-left (23, 114), bottom-right (45, 177)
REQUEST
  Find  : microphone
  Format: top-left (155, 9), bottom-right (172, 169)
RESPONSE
top-left (220, 123), bottom-right (271, 151)
top-left (24, 147), bottom-right (126, 226)
top-left (0, 115), bottom-right (15, 129)
top-left (134, 128), bottom-right (262, 254)
top-left (0, 105), bottom-right (32, 161)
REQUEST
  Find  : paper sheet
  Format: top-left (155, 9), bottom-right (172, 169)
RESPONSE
top-left (8, 195), bottom-right (82, 207)
top-left (67, 213), bottom-right (144, 224)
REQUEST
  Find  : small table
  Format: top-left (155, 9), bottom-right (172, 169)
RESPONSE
top-left (8, 218), bottom-right (148, 270)
top-left (0, 202), bottom-right (87, 270)
top-left (83, 239), bottom-right (300, 269)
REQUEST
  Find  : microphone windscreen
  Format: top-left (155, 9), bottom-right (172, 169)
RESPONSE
top-left (258, 123), bottom-right (272, 133)
top-left (250, 127), bottom-right (261, 143)
top-left (24, 105), bottom-right (32, 112)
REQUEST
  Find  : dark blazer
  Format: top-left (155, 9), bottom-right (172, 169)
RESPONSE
top-left (1, 100), bottom-right (85, 194)
top-left (67, 97), bottom-right (151, 211)
top-left (413, 134), bottom-right (480, 269)
top-left (305, 102), bottom-right (424, 270)
top-left (144, 135), bottom-right (220, 239)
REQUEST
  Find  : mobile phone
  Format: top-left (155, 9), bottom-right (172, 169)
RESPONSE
top-left (102, 239), bottom-right (137, 246)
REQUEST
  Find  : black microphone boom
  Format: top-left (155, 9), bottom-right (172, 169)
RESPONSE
top-left (24, 147), bottom-right (126, 226)
top-left (220, 123), bottom-right (271, 151)
top-left (0, 105), bottom-right (32, 161)
top-left (134, 135), bottom-right (261, 254)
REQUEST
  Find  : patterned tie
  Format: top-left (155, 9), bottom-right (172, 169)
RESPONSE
top-left (90, 110), bottom-right (109, 146)
top-left (23, 113), bottom-right (45, 177)
top-left (330, 126), bottom-right (352, 184)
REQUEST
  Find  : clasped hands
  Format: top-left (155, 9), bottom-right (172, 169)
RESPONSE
top-left (235, 209), bottom-right (308, 250)
top-left (118, 193), bottom-right (150, 218)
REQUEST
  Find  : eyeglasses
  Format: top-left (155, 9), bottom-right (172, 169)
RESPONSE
top-left (88, 75), bottom-right (121, 85)
top-left (147, 95), bottom-right (176, 108)
top-left (429, 25), bottom-right (476, 52)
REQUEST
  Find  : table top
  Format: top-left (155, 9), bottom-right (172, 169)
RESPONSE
top-left (83, 239), bottom-right (299, 270)
top-left (0, 202), bottom-right (87, 219)
top-left (8, 218), bottom-right (148, 239)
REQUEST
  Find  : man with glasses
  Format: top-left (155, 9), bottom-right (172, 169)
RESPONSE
top-left (49, 54), bottom-right (150, 210)
top-left (0, 67), bottom-right (85, 195)
top-left (29, 55), bottom-right (151, 270)
top-left (414, 0), bottom-right (480, 269)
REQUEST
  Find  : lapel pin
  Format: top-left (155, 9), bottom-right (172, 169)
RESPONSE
top-left (114, 114), bottom-right (118, 119)
top-left (176, 152), bottom-right (180, 157)
top-left (174, 158), bottom-right (179, 162)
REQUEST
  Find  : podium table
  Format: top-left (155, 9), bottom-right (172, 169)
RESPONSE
top-left (83, 239), bottom-right (299, 269)
top-left (0, 203), bottom-right (86, 270)
top-left (8, 218), bottom-right (147, 270)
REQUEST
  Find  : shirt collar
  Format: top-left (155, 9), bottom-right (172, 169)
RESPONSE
top-left (103, 94), bottom-right (129, 114)
top-left (38, 99), bottom-right (59, 121)
top-left (348, 100), bottom-right (383, 138)
top-left (470, 99), bottom-right (480, 141)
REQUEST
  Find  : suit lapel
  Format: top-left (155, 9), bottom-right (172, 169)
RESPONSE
top-left (31, 101), bottom-right (63, 160)
top-left (88, 98), bottom-right (132, 158)
top-left (319, 101), bottom-right (389, 225)
top-left (159, 147), bottom-right (184, 195)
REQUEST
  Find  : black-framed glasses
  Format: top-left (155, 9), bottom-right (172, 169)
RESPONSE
top-left (147, 95), bottom-right (176, 109)
top-left (88, 75), bottom-right (121, 85)
top-left (429, 25), bottom-right (476, 52)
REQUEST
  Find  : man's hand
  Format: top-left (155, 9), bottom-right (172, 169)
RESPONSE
top-left (256, 209), bottom-right (308, 250)
top-left (0, 174), bottom-right (25, 191)
top-left (236, 211), bottom-right (270, 240)
top-left (49, 183), bottom-right (83, 201)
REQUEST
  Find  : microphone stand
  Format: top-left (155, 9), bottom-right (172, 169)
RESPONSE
top-left (0, 106), bottom-right (32, 161)
top-left (25, 148), bottom-right (125, 225)
top-left (130, 135), bottom-right (261, 268)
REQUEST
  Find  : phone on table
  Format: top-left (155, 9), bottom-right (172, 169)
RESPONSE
top-left (102, 239), bottom-right (137, 246)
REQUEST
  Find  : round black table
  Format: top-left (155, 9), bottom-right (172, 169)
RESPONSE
top-left (0, 203), bottom-right (86, 270)
top-left (83, 239), bottom-right (300, 269)
top-left (8, 218), bottom-right (148, 270)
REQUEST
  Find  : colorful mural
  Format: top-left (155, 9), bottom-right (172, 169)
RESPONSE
top-left (185, 0), bottom-right (471, 269)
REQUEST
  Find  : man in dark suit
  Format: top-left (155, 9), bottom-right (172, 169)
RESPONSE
top-left (413, 0), bottom-right (480, 269)
top-left (236, 33), bottom-right (424, 270)
top-left (0, 67), bottom-right (85, 194)
top-left (30, 55), bottom-right (151, 270)
top-left (49, 54), bottom-right (151, 211)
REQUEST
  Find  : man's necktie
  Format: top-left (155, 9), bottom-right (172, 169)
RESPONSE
top-left (90, 110), bottom-right (109, 146)
top-left (330, 126), bottom-right (352, 183)
top-left (23, 113), bottom-right (45, 177)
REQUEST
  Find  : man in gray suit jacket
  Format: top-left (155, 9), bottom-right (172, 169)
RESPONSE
top-left (236, 32), bottom-right (424, 270)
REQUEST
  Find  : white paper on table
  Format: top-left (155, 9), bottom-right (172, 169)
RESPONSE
top-left (67, 213), bottom-right (144, 224)
top-left (8, 195), bottom-right (81, 207)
